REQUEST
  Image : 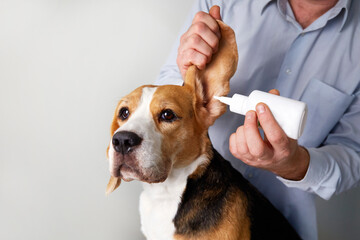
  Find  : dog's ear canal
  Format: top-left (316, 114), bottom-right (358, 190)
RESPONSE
top-left (184, 20), bottom-right (238, 128)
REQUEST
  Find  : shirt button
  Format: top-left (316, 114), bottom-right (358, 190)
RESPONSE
top-left (248, 173), bottom-right (253, 178)
top-left (286, 68), bottom-right (292, 74)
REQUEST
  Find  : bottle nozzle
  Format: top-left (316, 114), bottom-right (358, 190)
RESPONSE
top-left (214, 94), bottom-right (249, 115)
top-left (213, 96), bottom-right (233, 106)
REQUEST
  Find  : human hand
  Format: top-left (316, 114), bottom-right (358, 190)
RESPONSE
top-left (229, 89), bottom-right (310, 180)
top-left (177, 5), bottom-right (222, 79)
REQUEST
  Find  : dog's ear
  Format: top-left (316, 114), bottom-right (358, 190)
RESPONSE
top-left (106, 111), bottom-right (119, 159)
top-left (184, 20), bottom-right (238, 128)
top-left (106, 106), bottom-right (121, 195)
top-left (110, 107), bottom-right (120, 137)
top-left (106, 106), bottom-right (121, 161)
top-left (106, 176), bottom-right (121, 195)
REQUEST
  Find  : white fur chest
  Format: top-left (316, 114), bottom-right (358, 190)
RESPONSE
top-left (139, 155), bottom-right (207, 240)
top-left (139, 178), bottom-right (185, 240)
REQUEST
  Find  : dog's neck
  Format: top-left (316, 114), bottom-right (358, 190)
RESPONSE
top-left (142, 152), bottom-right (210, 194)
top-left (139, 150), bottom-right (211, 240)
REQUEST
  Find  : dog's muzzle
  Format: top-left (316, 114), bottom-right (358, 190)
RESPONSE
top-left (112, 131), bottom-right (142, 155)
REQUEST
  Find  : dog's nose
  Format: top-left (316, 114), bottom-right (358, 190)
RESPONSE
top-left (112, 131), bottom-right (142, 154)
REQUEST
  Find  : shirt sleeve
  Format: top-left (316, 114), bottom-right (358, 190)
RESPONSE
top-left (278, 90), bottom-right (360, 200)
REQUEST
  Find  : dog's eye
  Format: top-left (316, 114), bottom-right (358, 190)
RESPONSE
top-left (119, 107), bottom-right (130, 120)
top-left (159, 109), bottom-right (178, 122)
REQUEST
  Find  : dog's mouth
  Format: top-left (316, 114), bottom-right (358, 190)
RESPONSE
top-left (110, 153), bottom-right (142, 181)
top-left (112, 164), bottom-right (141, 181)
top-left (110, 155), bottom-right (170, 184)
top-left (112, 164), bottom-right (169, 184)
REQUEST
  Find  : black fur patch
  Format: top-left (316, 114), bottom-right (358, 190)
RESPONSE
top-left (173, 148), bottom-right (301, 239)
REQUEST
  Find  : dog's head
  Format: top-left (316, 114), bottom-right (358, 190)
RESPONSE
top-left (106, 21), bottom-right (238, 194)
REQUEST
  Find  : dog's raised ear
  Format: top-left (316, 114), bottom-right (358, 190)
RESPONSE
top-left (184, 20), bottom-right (238, 128)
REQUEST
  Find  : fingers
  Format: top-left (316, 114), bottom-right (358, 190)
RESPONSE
top-left (177, 23), bottom-right (218, 66)
top-left (230, 126), bottom-right (251, 161)
top-left (177, 9), bottom-right (221, 78)
top-left (229, 111), bottom-right (273, 165)
top-left (192, 11), bottom-right (221, 38)
top-left (243, 111), bottom-right (273, 160)
top-left (177, 47), bottom-right (210, 75)
top-left (256, 103), bottom-right (290, 154)
top-left (209, 5), bottom-right (221, 20)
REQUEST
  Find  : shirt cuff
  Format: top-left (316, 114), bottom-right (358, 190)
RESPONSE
top-left (277, 148), bottom-right (327, 193)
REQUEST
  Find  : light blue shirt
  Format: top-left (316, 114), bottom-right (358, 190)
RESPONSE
top-left (155, 0), bottom-right (360, 239)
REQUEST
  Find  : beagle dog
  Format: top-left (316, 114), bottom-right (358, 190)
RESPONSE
top-left (106, 20), bottom-right (300, 240)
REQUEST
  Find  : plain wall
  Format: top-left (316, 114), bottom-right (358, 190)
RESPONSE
top-left (0, 1), bottom-right (359, 240)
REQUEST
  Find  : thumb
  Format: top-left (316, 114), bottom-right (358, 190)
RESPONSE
top-left (209, 5), bottom-right (221, 21)
top-left (269, 89), bottom-right (280, 96)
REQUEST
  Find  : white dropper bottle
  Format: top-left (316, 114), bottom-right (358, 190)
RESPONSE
top-left (214, 90), bottom-right (308, 139)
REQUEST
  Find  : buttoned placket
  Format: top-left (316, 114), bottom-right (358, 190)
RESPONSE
top-left (275, 0), bottom-right (346, 99)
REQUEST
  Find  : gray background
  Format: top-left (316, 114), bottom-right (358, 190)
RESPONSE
top-left (0, 0), bottom-right (359, 239)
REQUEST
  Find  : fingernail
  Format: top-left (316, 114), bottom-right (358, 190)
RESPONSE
top-left (257, 104), bottom-right (265, 114)
top-left (246, 111), bottom-right (255, 120)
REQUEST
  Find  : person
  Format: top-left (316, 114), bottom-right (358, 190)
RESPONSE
top-left (155, 0), bottom-right (360, 239)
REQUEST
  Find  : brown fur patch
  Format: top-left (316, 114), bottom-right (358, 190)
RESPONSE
top-left (174, 189), bottom-right (250, 240)
top-left (150, 85), bottom-right (209, 168)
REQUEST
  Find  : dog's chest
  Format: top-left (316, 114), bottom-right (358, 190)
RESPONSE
top-left (139, 155), bottom-right (207, 240)
top-left (139, 182), bottom-right (185, 240)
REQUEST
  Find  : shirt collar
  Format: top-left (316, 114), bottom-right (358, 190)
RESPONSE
top-left (259, 0), bottom-right (275, 15)
top-left (334, 0), bottom-right (351, 31)
top-left (260, 0), bottom-right (351, 32)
